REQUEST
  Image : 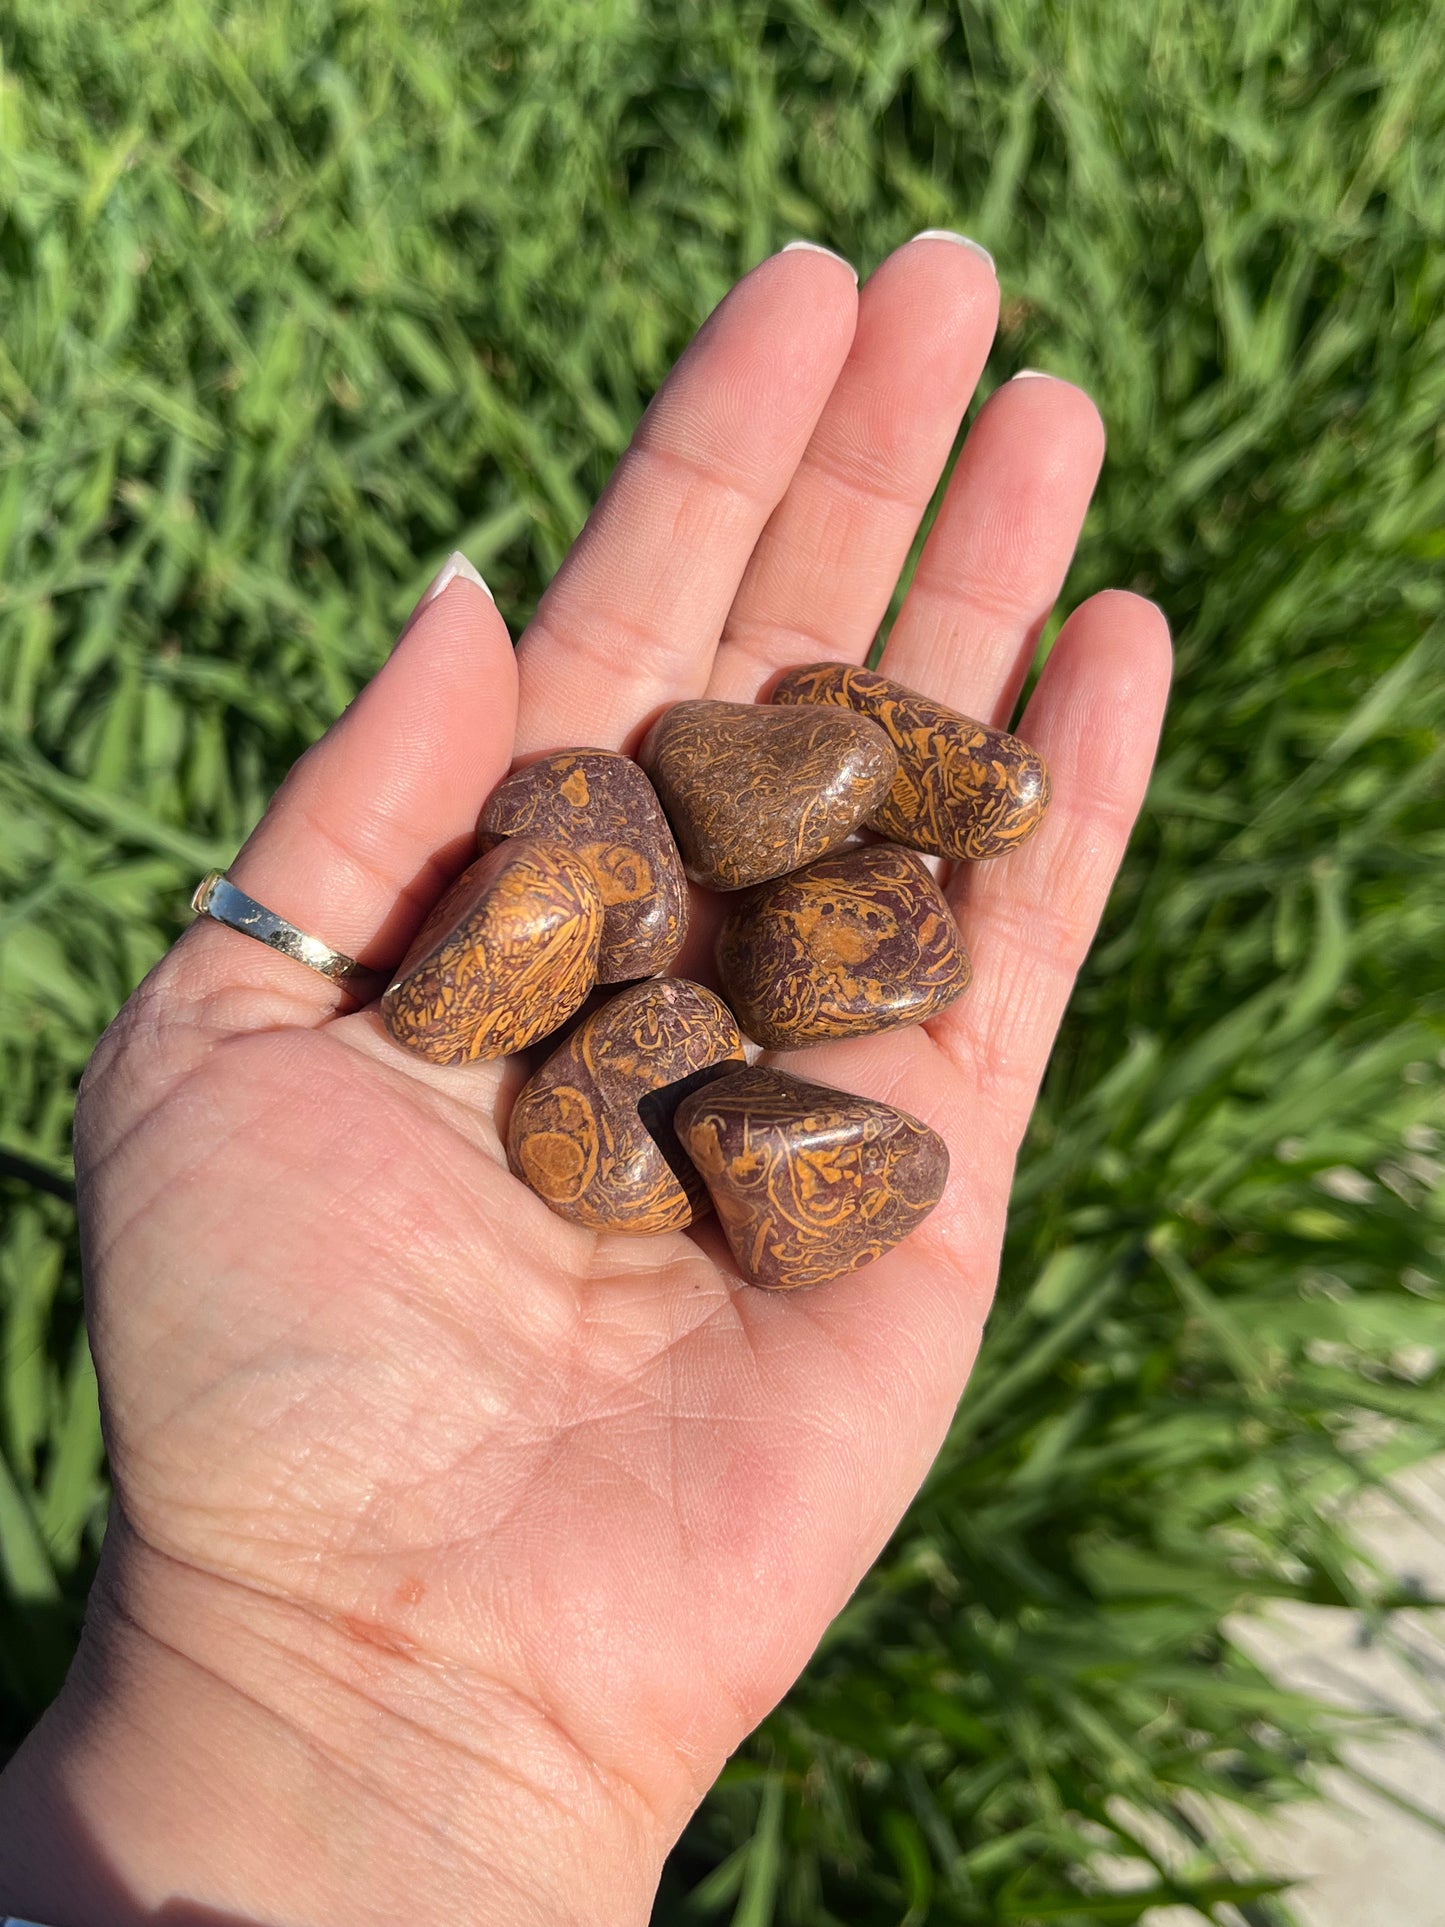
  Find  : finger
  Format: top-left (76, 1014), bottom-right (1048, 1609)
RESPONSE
top-left (513, 247), bottom-right (859, 755)
top-left (753, 590), bottom-right (1171, 1419)
top-left (169, 561), bottom-right (518, 1030)
top-left (707, 232), bottom-right (999, 701)
top-left (880, 372), bottom-right (1106, 725)
top-left (931, 589), bottom-right (1174, 1136)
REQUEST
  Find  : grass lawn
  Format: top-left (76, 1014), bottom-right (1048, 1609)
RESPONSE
top-left (2, 2), bottom-right (1443, 1920)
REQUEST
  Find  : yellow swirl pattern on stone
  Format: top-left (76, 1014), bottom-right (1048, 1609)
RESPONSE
top-left (507, 978), bottom-right (745, 1232)
top-left (772, 661), bottom-right (1050, 861)
top-left (638, 697), bottom-right (898, 890)
top-left (716, 842), bottom-right (972, 1050)
top-left (477, 748), bottom-right (687, 981)
top-left (381, 837), bottom-right (602, 1064)
top-left (675, 1066), bottom-right (950, 1289)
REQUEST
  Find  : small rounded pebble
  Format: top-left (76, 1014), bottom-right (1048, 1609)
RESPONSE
top-left (716, 842), bottom-right (972, 1050)
top-left (638, 697), bottom-right (898, 890)
top-left (772, 661), bottom-right (1050, 860)
top-left (507, 978), bottom-right (744, 1232)
top-left (381, 838), bottom-right (601, 1064)
top-left (675, 1066), bottom-right (949, 1289)
top-left (477, 748), bottom-right (688, 982)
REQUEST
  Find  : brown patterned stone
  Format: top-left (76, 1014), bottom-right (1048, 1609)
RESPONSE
top-left (381, 838), bottom-right (601, 1064)
top-left (507, 978), bottom-right (744, 1232)
top-left (772, 661), bottom-right (1050, 860)
top-left (638, 698), bottom-right (897, 890)
top-left (476, 750), bottom-right (688, 983)
top-left (716, 842), bottom-right (971, 1050)
top-left (676, 1067), bottom-right (949, 1289)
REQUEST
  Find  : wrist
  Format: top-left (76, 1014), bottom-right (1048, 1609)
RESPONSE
top-left (0, 1520), bottom-right (666, 1926)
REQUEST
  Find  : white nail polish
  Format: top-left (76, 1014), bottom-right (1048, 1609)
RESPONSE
top-left (780, 239), bottom-right (859, 281)
top-left (912, 230), bottom-right (995, 272)
top-left (422, 549), bottom-right (493, 606)
top-left (1012, 368), bottom-right (1051, 381)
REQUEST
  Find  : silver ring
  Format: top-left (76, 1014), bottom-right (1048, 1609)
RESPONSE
top-left (191, 871), bottom-right (386, 1004)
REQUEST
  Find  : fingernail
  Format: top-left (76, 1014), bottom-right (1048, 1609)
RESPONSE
top-left (912, 230), bottom-right (995, 272)
top-left (1012, 368), bottom-right (1051, 381)
top-left (421, 549), bottom-right (493, 606)
top-left (780, 239), bottom-right (858, 281)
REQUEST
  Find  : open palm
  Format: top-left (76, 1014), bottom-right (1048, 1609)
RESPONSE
top-left (66, 239), bottom-right (1170, 1925)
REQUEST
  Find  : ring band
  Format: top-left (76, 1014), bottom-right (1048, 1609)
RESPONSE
top-left (191, 872), bottom-right (386, 1004)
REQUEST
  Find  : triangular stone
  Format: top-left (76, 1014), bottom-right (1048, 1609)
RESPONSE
top-left (675, 1066), bottom-right (949, 1289)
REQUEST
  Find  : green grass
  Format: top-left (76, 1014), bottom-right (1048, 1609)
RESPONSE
top-left (2, 1), bottom-right (1443, 1920)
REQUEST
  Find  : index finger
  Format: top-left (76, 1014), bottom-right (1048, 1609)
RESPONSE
top-left (512, 247), bottom-right (859, 754)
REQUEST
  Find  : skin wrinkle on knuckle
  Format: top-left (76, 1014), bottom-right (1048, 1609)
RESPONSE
top-left (802, 431), bottom-right (942, 516)
top-left (808, 484), bottom-right (908, 574)
top-left (262, 790), bottom-right (413, 922)
top-left (555, 467), bottom-right (743, 617)
top-left (930, 1015), bottom-right (1037, 1119)
top-left (716, 617), bottom-right (837, 690)
top-left (829, 364), bottom-right (962, 472)
top-left (963, 865), bottom-right (1104, 974)
top-left (629, 427), bottom-right (779, 519)
top-left (723, 495), bottom-right (902, 650)
top-left (637, 321), bottom-right (844, 482)
top-left (909, 530), bottom-right (1064, 630)
top-left (524, 605), bottom-right (692, 702)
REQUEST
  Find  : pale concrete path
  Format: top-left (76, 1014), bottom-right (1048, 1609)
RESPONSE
top-left (1146, 1460), bottom-right (1445, 1926)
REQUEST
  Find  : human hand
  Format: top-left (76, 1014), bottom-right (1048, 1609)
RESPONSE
top-left (0, 237), bottom-right (1170, 1926)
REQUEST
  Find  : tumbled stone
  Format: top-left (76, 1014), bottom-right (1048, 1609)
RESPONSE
top-left (507, 977), bottom-right (744, 1232)
top-left (638, 697), bottom-right (897, 890)
top-left (772, 661), bottom-right (1050, 860)
top-left (381, 838), bottom-right (601, 1064)
top-left (676, 1066), bottom-right (949, 1289)
top-left (477, 749), bottom-right (688, 982)
top-left (716, 842), bottom-right (971, 1050)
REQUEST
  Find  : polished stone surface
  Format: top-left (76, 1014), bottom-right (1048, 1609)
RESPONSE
top-left (715, 842), bottom-right (972, 1050)
top-left (675, 1066), bottom-right (949, 1289)
top-left (507, 977), bottom-right (744, 1232)
top-left (381, 838), bottom-right (601, 1064)
top-left (477, 748), bottom-right (687, 982)
top-left (638, 697), bottom-right (897, 890)
top-left (772, 661), bottom-right (1050, 860)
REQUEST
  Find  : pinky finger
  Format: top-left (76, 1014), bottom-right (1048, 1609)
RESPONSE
top-left (930, 589), bottom-right (1173, 1139)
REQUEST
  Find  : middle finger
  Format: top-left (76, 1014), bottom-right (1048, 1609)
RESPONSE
top-left (707, 231), bottom-right (1000, 702)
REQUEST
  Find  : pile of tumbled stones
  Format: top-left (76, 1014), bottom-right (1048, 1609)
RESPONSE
top-left (381, 662), bottom-right (1049, 1290)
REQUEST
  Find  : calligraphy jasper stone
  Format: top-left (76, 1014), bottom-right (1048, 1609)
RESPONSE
top-left (772, 661), bottom-right (1050, 860)
top-left (675, 1067), bottom-right (949, 1289)
top-left (477, 749), bottom-right (688, 981)
top-left (507, 977), bottom-right (744, 1232)
top-left (716, 842), bottom-right (971, 1050)
top-left (638, 697), bottom-right (897, 890)
top-left (381, 838), bottom-right (601, 1064)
